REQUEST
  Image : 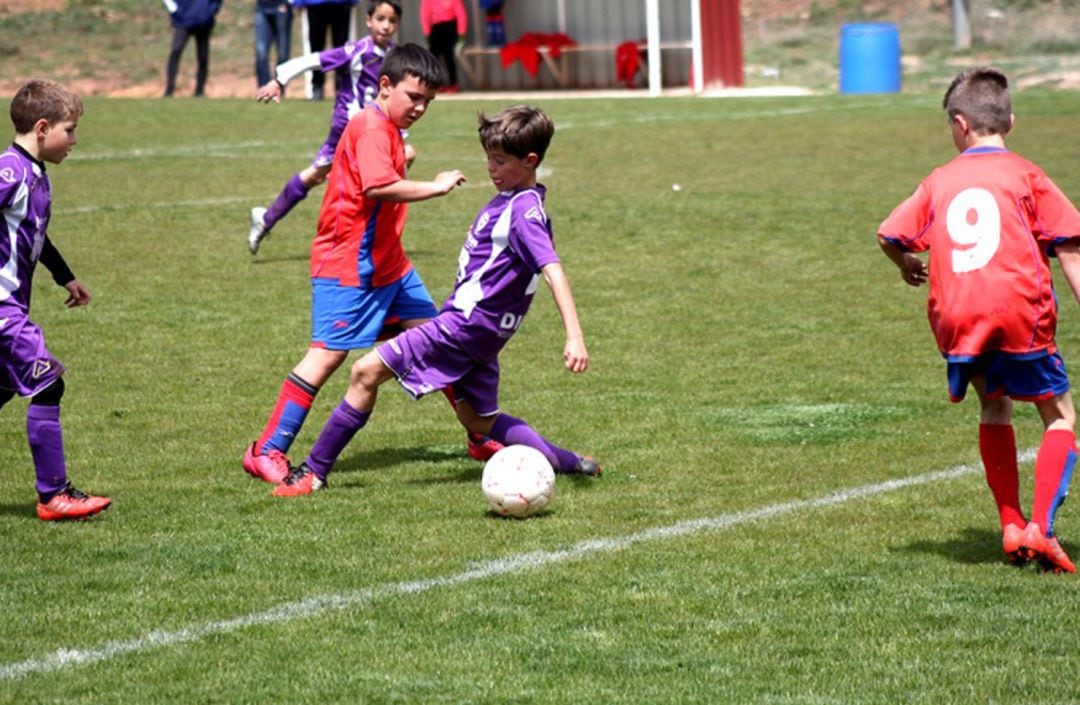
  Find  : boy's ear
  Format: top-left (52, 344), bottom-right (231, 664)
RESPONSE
top-left (1005, 112), bottom-right (1015, 135)
top-left (524, 152), bottom-right (540, 168)
top-left (33, 118), bottom-right (51, 140)
top-left (377, 74), bottom-right (392, 96)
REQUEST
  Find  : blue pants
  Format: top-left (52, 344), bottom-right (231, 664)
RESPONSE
top-left (254, 3), bottom-right (292, 86)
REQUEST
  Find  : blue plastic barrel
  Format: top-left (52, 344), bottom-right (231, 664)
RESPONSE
top-left (838, 23), bottom-right (901, 94)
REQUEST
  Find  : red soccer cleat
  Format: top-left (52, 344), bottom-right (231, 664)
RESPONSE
top-left (272, 463), bottom-right (326, 497)
top-left (242, 442), bottom-right (290, 484)
top-left (1002, 523), bottom-right (1027, 566)
top-left (36, 482), bottom-right (111, 521)
top-left (467, 434), bottom-right (504, 462)
top-left (1020, 521), bottom-right (1076, 574)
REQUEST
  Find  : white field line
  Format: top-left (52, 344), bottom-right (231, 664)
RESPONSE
top-left (63, 100), bottom-right (892, 164)
top-left (0, 450), bottom-right (1033, 682)
top-left (56, 178), bottom-right (496, 216)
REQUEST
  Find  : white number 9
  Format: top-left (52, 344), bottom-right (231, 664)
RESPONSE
top-left (947, 187), bottom-right (1000, 273)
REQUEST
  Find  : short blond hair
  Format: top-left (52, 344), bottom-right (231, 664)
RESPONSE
top-left (10, 79), bottom-right (83, 134)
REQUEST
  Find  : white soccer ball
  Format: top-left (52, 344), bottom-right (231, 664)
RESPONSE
top-left (481, 444), bottom-right (556, 518)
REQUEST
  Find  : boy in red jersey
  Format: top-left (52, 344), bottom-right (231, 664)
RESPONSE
top-left (878, 66), bottom-right (1080, 573)
top-left (243, 44), bottom-right (499, 487)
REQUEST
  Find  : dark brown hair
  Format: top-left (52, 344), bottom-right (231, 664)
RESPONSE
top-left (477, 105), bottom-right (554, 165)
top-left (942, 67), bottom-right (1011, 135)
top-left (10, 79), bottom-right (83, 134)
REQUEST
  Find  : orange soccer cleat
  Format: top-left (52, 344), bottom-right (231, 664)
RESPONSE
top-left (272, 463), bottom-right (326, 497)
top-left (36, 482), bottom-right (111, 521)
top-left (1020, 521), bottom-right (1076, 574)
top-left (1002, 523), bottom-right (1028, 566)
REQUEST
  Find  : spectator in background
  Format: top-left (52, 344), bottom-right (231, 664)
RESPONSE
top-left (254, 0), bottom-right (293, 88)
top-left (293, 0), bottom-right (357, 100)
top-left (480, 0), bottom-right (505, 47)
top-left (419, 0), bottom-right (466, 92)
top-left (163, 0), bottom-right (222, 97)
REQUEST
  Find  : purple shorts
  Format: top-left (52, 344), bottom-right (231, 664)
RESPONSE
top-left (947, 349), bottom-right (1070, 403)
top-left (376, 318), bottom-right (501, 416)
top-left (311, 108), bottom-right (349, 169)
top-left (0, 311), bottom-right (65, 397)
top-left (311, 269), bottom-right (437, 351)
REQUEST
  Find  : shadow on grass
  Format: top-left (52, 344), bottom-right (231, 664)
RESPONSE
top-left (332, 443), bottom-right (481, 485)
top-left (896, 526), bottom-right (1010, 566)
top-left (0, 502), bottom-right (39, 519)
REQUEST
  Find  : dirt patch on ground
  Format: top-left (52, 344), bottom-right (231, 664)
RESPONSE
top-left (0, 0), bottom-right (65, 18)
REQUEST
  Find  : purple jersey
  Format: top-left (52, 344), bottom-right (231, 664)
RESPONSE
top-left (320, 36), bottom-right (387, 123)
top-left (0, 144), bottom-right (51, 314)
top-left (440, 185), bottom-right (560, 362)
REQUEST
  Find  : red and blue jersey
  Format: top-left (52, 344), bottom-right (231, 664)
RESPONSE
top-left (310, 104), bottom-right (412, 289)
top-left (879, 147), bottom-right (1080, 359)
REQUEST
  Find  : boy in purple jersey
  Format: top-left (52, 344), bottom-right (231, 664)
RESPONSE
top-left (0, 80), bottom-right (111, 521)
top-left (274, 104), bottom-right (600, 496)
top-left (247, 0), bottom-right (407, 254)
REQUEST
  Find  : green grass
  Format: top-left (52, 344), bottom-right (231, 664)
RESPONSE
top-left (2, 91), bottom-right (1080, 704)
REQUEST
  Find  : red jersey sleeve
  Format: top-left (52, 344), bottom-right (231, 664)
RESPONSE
top-left (879, 179), bottom-right (935, 253)
top-left (1030, 169), bottom-right (1080, 246)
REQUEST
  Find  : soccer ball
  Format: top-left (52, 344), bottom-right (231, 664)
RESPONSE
top-left (481, 445), bottom-right (556, 518)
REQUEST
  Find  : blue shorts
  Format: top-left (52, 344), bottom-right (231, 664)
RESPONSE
top-left (376, 318), bottom-right (502, 416)
top-left (947, 350), bottom-right (1070, 403)
top-left (0, 310), bottom-right (65, 397)
top-left (311, 269), bottom-right (438, 351)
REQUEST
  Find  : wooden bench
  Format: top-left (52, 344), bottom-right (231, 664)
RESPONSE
top-left (457, 41), bottom-right (692, 90)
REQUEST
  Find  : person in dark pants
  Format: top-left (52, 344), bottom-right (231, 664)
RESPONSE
top-left (294, 0), bottom-right (357, 100)
top-left (254, 0), bottom-right (292, 88)
top-left (420, 0), bottom-right (467, 92)
top-left (163, 0), bottom-right (222, 97)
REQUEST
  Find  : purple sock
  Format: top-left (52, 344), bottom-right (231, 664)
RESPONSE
top-left (263, 173), bottom-right (309, 231)
top-left (305, 401), bottom-right (370, 479)
top-left (27, 405), bottom-right (68, 501)
top-left (488, 414), bottom-right (579, 472)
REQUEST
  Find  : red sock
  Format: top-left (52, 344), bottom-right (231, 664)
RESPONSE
top-left (979, 423), bottom-right (1025, 529)
top-left (441, 387), bottom-right (483, 442)
top-left (1031, 429), bottom-right (1077, 536)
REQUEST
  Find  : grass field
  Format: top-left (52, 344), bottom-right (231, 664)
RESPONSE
top-left (2, 90), bottom-right (1080, 704)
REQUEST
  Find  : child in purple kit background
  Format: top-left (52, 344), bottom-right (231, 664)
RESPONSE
top-left (248, 0), bottom-right (406, 255)
top-left (274, 104), bottom-right (601, 496)
top-left (0, 79), bottom-right (111, 521)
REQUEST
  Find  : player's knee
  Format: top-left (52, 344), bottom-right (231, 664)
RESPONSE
top-left (349, 354), bottom-right (385, 391)
top-left (30, 377), bottom-right (65, 407)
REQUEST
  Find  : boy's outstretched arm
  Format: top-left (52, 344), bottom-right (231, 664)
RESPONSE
top-left (1054, 239), bottom-right (1080, 305)
top-left (366, 170), bottom-right (466, 203)
top-left (878, 234), bottom-right (928, 286)
top-left (541, 262), bottom-right (588, 373)
top-left (256, 53), bottom-right (323, 102)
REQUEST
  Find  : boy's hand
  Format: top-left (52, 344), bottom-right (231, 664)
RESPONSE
top-left (433, 170), bottom-right (466, 195)
top-left (898, 252), bottom-right (928, 286)
top-left (63, 279), bottom-right (91, 308)
top-left (256, 80), bottom-right (283, 103)
top-left (564, 338), bottom-right (589, 373)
